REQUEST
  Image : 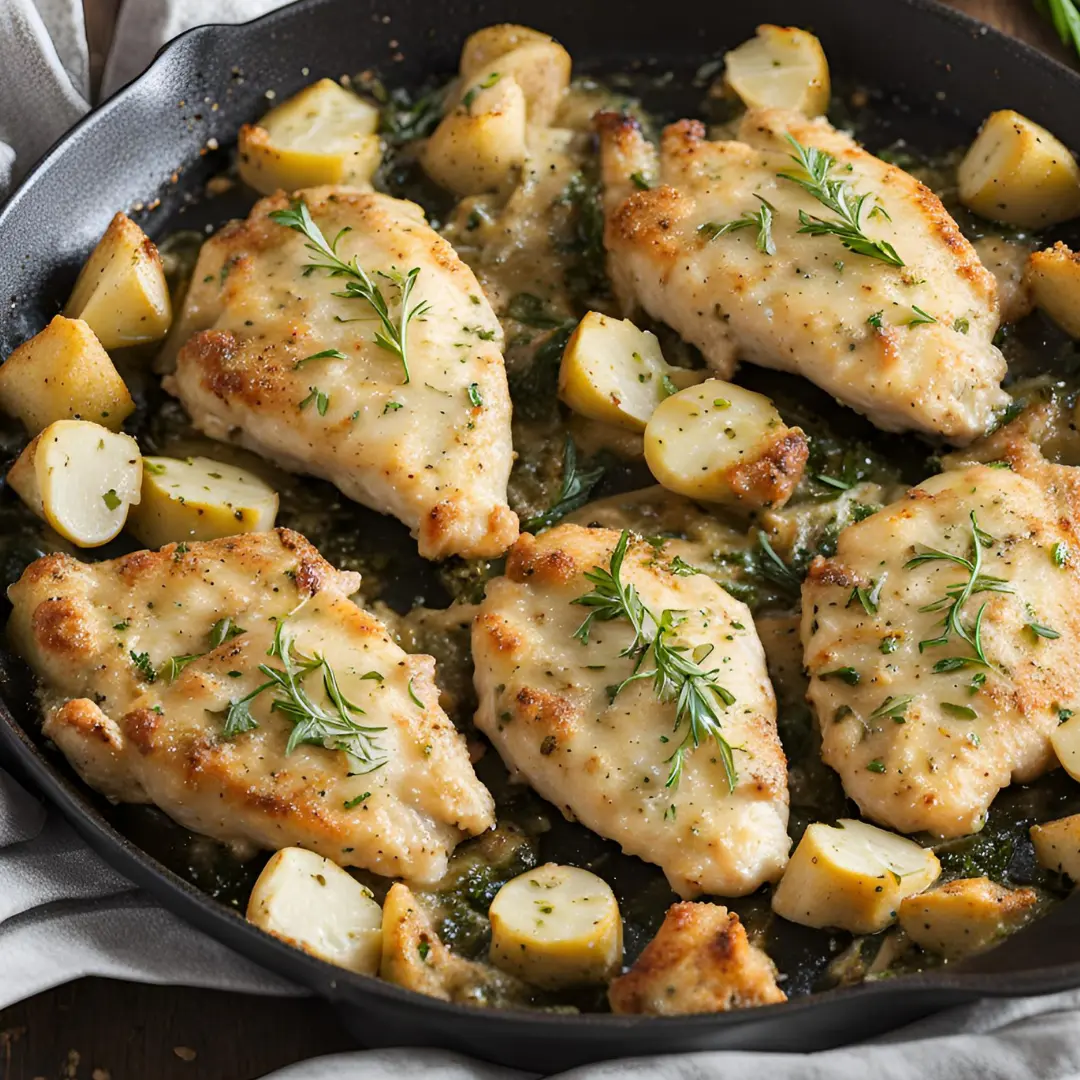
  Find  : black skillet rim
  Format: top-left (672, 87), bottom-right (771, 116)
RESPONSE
top-left (2, 0), bottom-right (1080, 1035)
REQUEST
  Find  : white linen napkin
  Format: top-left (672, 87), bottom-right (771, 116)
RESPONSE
top-left (4, 3), bottom-right (1080, 1077)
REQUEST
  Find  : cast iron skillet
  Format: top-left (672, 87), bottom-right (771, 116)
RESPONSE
top-left (5, 0), bottom-right (1080, 1069)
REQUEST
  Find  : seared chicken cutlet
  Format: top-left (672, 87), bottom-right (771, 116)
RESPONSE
top-left (472, 525), bottom-right (790, 898)
top-left (165, 187), bottom-right (518, 560)
top-left (7, 530), bottom-right (494, 882)
top-left (597, 108), bottom-right (1008, 443)
top-left (802, 441), bottom-right (1080, 837)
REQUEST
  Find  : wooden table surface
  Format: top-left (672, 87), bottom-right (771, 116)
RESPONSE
top-left (0, 1), bottom-right (1069, 1077)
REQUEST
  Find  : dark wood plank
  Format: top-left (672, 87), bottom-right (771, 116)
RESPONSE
top-left (3, 2), bottom-right (1075, 1078)
top-left (0, 978), bottom-right (354, 1080)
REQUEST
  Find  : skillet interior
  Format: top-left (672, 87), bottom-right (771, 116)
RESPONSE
top-left (6, 0), bottom-right (1080, 1068)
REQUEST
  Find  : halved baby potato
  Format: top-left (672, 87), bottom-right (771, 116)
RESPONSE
top-left (1027, 242), bottom-right (1080, 338)
top-left (0, 316), bottom-right (134, 435)
top-left (458, 24), bottom-right (571, 126)
top-left (723, 25), bottom-right (830, 116)
top-left (238, 78), bottom-right (383, 196)
top-left (247, 847), bottom-right (383, 975)
top-left (771, 818), bottom-right (940, 934)
top-left (126, 455), bottom-right (279, 549)
top-left (422, 75), bottom-right (528, 196)
top-left (643, 379), bottom-right (808, 510)
top-left (958, 110), bottom-right (1080, 227)
top-left (558, 312), bottom-right (704, 433)
top-left (897, 877), bottom-right (1038, 959)
top-left (64, 213), bottom-right (172, 349)
top-left (7, 420), bottom-right (141, 547)
top-left (488, 863), bottom-right (622, 989)
top-left (1031, 814), bottom-right (1080, 882)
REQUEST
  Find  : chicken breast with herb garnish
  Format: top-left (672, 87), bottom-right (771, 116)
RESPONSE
top-left (6, 529), bottom-right (495, 882)
top-left (596, 107), bottom-right (1009, 443)
top-left (472, 524), bottom-right (790, 898)
top-left (802, 441), bottom-right (1080, 837)
top-left (164, 187), bottom-right (518, 560)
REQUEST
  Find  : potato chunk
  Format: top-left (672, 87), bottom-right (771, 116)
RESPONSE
top-left (1050, 708), bottom-right (1080, 781)
top-left (238, 79), bottom-right (382, 196)
top-left (125, 455), bottom-right (279, 549)
top-left (608, 902), bottom-right (785, 1015)
top-left (422, 75), bottom-right (527, 196)
top-left (459, 24), bottom-right (571, 126)
top-left (488, 864), bottom-right (622, 989)
top-left (897, 877), bottom-right (1037, 959)
top-left (246, 847), bottom-right (382, 975)
top-left (7, 421), bottom-right (141, 548)
top-left (723, 25), bottom-right (830, 116)
top-left (643, 380), bottom-right (808, 510)
top-left (771, 819), bottom-right (940, 934)
top-left (958, 110), bottom-right (1080, 227)
top-left (0, 316), bottom-right (134, 435)
top-left (1032, 814), bottom-right (1080, 882)
top-left (64, 213), bottom-right (172, 348)
top-left (1028, 242), bottom-right (1080, 338)
top-left (558, 313), bottom-right (705, 433)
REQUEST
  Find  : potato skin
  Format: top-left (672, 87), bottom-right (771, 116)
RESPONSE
top-left (0, 315), bottom-right (134, 435)
top-left (458, 24), bottom-right (571, 126)
top-left (1028, 242), bottom-right (1080, 339)
top-left (958, 110), bottom-right (1080, 228)
top-left (64, 213), bottom-right (172, 348)
top-left (422, 76), bottom-right (527, 196)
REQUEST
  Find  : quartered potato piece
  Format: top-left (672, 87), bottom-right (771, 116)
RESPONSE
top-left (1028, 242), bottom-right (1080, 338)
top-left (0, 316), bottom-right (134, 435)
top-left (238, 78), bottom-right (383, 196)
top-left (422, 75), bottom-right (528, 196)
top-left (1032, 814), bottom-right (1080, 881)
top-left (958, 110), bottom-right (1080, 227)
top-left (458, 24), bottom-right (571, 126)
top-left (246, 847), bottom-right (383, 975)
top-left (723, 25), bottom-right (830, 116)
top-left (897, 877), bottom-right (1038, 959)
top-left (126, 455), bottom-right (279, 549)
top-left (488, 864), bottom-right (622, 989)
top-left (771, 819), bottom-right (940, 934)
top-left (643, 380), bottom-right (808, 510)
top-left (7, 420), bottom-right (141, 548)
top-left (558, 312), bottom-right (704, 432)
top-left (64, 213), bottom-right (172, 349)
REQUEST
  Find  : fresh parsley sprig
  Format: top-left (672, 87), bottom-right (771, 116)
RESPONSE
top-left (905, 512), bottom-right (1012, 674)
top-left (779, 135), bottom-right (904, 267)
top-left (522, 438), bottom-right (605, 533)
top-left (269, 199), bottom-right (431, 384)
top-left (571, 531), bottom-right (738, 791)
top-left (699, 195), bottom-right (777, 255)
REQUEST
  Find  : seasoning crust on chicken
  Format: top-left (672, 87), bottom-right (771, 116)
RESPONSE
top-left (472, 524), bottom-right (790, 898)
top-left (165, 187), bottom-right (518, 560)
top-left (597, 107), bottom-right (1009, 443)
top-left (7, 529), bottom-right (495, 882)
top-left (802, 442), bottom-right (1080, 837)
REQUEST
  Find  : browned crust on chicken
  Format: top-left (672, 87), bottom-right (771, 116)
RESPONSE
top-left (608, 902), bottom-right (786, 1015)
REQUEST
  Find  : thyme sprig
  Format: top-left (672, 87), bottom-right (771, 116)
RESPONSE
top-left (269, 199), bottom-right (431, 384)
top-left (905, 512), bottom-right (1013, 674)
top-left (522, 438), bottom-right (604, 534)
top-left (572, 531), bottom-right (738, 791)
top-left (222, 618), bottom-right (387, 773)
top-left (779, 135), bottom-right (904, 266)
top-left (699, 195), bottom-right (776, 255)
